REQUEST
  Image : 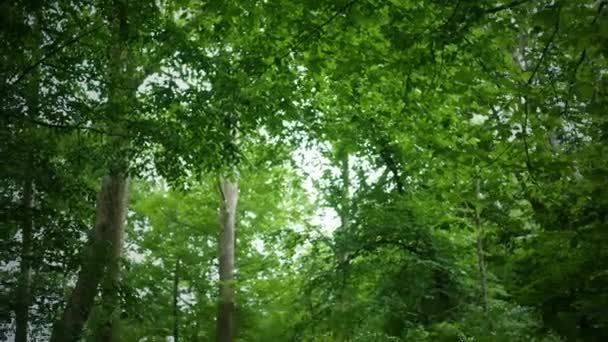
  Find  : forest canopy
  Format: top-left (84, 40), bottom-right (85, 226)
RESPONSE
top-left (1, 0), bottom-right (607, 341)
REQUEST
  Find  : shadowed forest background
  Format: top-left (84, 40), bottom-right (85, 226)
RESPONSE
top-left (1, 0), bottom-right (607, 341)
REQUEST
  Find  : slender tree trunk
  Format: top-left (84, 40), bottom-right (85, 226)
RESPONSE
top-left (15, 4), bottom-right (42, 338)
top-left (192, 319), bottom-right (199, 342)
top-left (50, 173), bottom-right (128, 342)
top-left (336, 150), bottom-right (351, 267)
top-left (339, 152), bottom-right (350, 231)
top-left (336, 152), bottom-right (352, 340)
top-left (216, 177), bottom-right (238, 342)
top-left (15, 177), bottom-right (34, 342)
top-left (173, 258), bottom-right (180, 342)
top-left (474, 177), bottom-right (491, 329)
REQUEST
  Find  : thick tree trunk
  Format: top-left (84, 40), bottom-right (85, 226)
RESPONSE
top-left (216, 177), bottom-right (238, 342)
top-left (50, 173), bottom-right (128, 342)
top-left (15, 177), bottom-right (34, 342)
top-left (173, 258), bottom-right (180, 342)
top-left (52, 1), bottom-right (130, 339)
top-left (93, 2), bottom-right (131, 340)
top-left (94, 200), bottom-right (125, 342)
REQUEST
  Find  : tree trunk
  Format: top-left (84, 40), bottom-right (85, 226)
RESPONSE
top-left (51, 1), bottom-right (131, 339)
top-left (336, 151), bottom-right (352, 340)
top-left (50, 173), bottom-right (128, 342)
top-left (94, 196), bottom-right (126, 342)
top-left (93, 2), bottom-right (131, 340)
top-left (15, 4), bottom-right (42, 338)
top-left (474, 177), bottom-right (491, 330)
top-left (216, 177), bottom-right (238, 342)
top-left (339, 152), bottom-right (350, 231)
top-left (173, 258), bottom-right (180, 342)
top-left (15, 177), bottom-right (34, 342)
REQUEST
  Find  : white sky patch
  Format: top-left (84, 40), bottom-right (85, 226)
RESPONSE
top-left (470, 113), bottom-right (488, 125)
top-left (311, 209), bottom-right (340, 235)
top-left (292, 142), bottom-right (340, 235)
top-left (125, 242), bottom-right (149, 264)
top-left (0, 260), bottom-right (19, 273)
top-left (138, 64), bottom-right (207, 95)
top-left (178, 290), bottom-right (196, 310)
top-left (251, 238), bottom-right (266, 254)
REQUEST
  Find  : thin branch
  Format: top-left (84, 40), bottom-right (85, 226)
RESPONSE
top-left (340, 238), bottom-right (421, 268)
top-left (564, 1), bottom-right (605, 114)
top-left (280, 0), bottom-right (359, 61)
top-left (251, 0), bottom-right (359, 80)
top-left (45, 62), bottom-right (101, 84)
top-left (486, 143), bottom-right (514, 167)
top-left (19, 117), bottom-right (128, 137)
top-left (527, 6), bottom-right (561, 86)
top-left (12, 24), bottom-right (103, 86)
top-left (485, 0), bottom-right (532, 14)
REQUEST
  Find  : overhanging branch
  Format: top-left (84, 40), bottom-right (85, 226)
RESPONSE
top-left (12, 24), bottom-right (103, 86)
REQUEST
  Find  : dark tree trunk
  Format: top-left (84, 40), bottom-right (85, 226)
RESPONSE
top-left (16, 4), bottom-right (42, 338)
top-left (50, 173), bottom-right (128, 342)
top-left (216, 177), bottom-right (238, 342)
top-left (15, 177), bottom-right (34, 342)
top-left (94, 199), bottom-right (125, 342)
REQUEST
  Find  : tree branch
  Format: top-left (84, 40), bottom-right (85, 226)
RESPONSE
top-left (18, 117), bottom-right (128, 137)
top-left (340, 238), bottom-right (421, 268)
top-left (527, 6), bottom-right (561, 86)
top-left (250, 0), bottom-right (359, 80)
top-left (564, 1), bottom-right (605, 114)
top-left (485, 0), bottom-right (532, 14)
top-left (12, 24), bottom-right (103, 86)
top-left (280, 0), bottom-right (359, 61)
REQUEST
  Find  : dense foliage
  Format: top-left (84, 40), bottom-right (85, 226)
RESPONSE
top-left (1, 0), bottom-right (607, 341)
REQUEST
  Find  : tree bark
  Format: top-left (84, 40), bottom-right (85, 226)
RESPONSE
top-left (15, 177), bottom-right (34, 342)
top-left (50, 173), bottom-right (128, 342)
top-left (216, 177), bottom-right (238, 342)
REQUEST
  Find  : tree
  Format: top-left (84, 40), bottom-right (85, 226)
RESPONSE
top-left (50, 1), bottom-right (133, 340)
top-left (216, 176), bottom-right (238, 342)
